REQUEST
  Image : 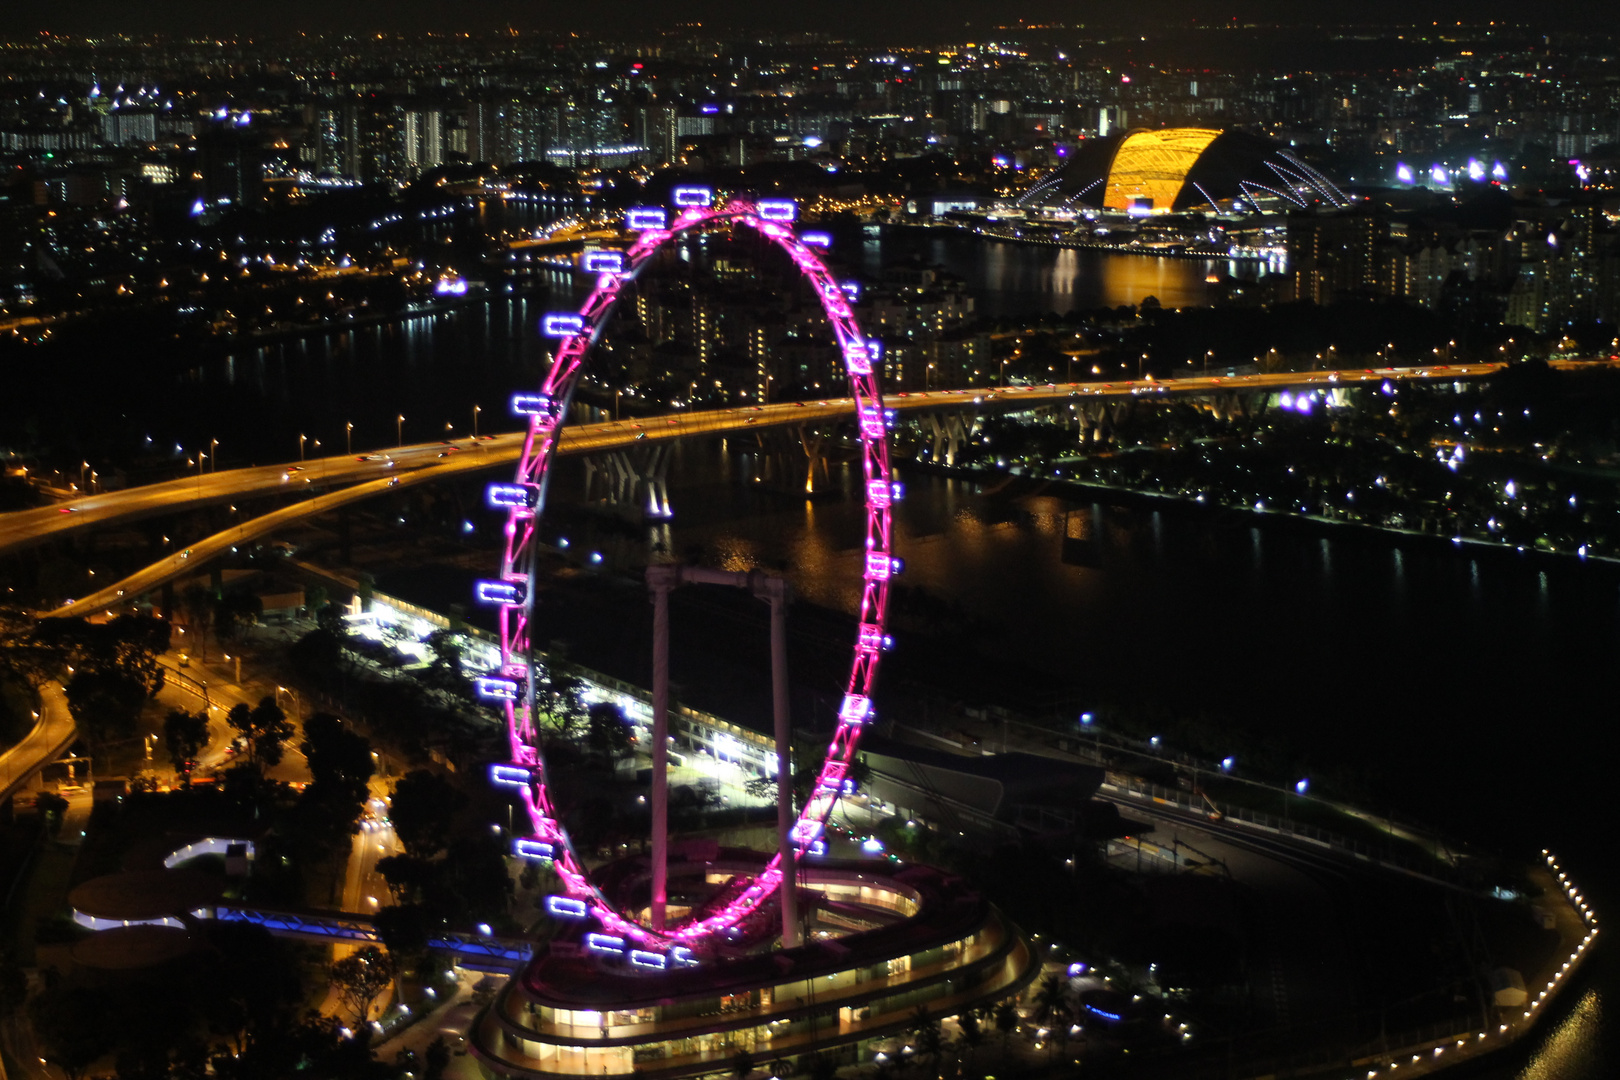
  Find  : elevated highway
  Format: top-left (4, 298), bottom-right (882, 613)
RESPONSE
top-left (36, 361), bottom-right (1553, 618)
top-left (2, 361), bottom-right (1552, 565)
top-left (0, 682), bottom-right (74, 807)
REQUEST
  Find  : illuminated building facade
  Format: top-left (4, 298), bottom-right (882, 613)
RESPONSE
top-left (470, 859), bottom-right (1039, 1079)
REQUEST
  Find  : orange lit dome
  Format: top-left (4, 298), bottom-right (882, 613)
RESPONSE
top-left (1026, 127), bottom-right (1350, 214)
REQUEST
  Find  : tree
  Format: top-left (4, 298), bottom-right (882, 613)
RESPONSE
top-left (586, 701), bottom-right (633, 761)
top-left (389, 769), bottom-right (466, 858)
top-left (42, 614), bottom-right (171, 696)
top-left (440, 832), bottom-right (516, 926)
top-left (912, 1007), bottom-right (945, 1077)
top-left (225, 696), bottom-right (293, 771)
top-left (213, 591), bottom-right (262, 644)
top-left (292, 714), bottom-right (373, 894)
top-left (64, 667), bottom-right (149, 746)
top-left (179, 582), bottom-right (214, 661)
top-left (994, 1002), bottom-right (1019, 1052)
top-left (42, 616), bottom-right (169, 749)
top-left (329, 944), bottom-right (394, 1023)
top-left (421, 629), bottom-right (469, 695)
top-left (377, 854), bottom-right (440, 904)
top-left (1033, 974), bottom-right (1070, 1027)
top-left (31, 984), bottom-right (115, 1080)
top-left (808, 1054), bottom-right (840, 1080)
top-left (1032, 974), bottom-right (1071, 1059)
top-left (374, 903), bottom-right (436, 965)
top-left (729, 1049), bottom-right (755, 1080)
top-left (36, 791), bottom-right (68, 836)
top-left (220, 763), bottom-right (282, 820)
top-left (290, 626), bottom-right (344, 684)
top-left (542, 673), bottom-right (589, 741)
top-left (197, 921), bottom-right (305, 1057)
top-left (423, 1035), bottom-right (451, 1080)
top-left (957, 1009), bottom-right (984, 1073)
top-left (300, 712), bottom-right (374, 805)
top-left (163, 707), bottom-right (210, 783)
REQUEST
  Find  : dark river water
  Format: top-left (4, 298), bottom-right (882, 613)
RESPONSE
top-left (41, 233), bottom-right (1619, 1077)
top-left (647, 446), bottom-right (1616, 1080)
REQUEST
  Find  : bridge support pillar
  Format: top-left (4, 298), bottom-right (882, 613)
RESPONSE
top-left (647, 569), bottom-right (674, 931)
top-left (584, 446), bottom-right (673, 520)
top-left (920, 412), bottom-right (972, 467)
top-left (798, 427), bottom-right (829, 495)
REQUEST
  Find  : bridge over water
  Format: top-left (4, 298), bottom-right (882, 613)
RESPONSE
top-left (10, 359), bottom-right (1611, 618)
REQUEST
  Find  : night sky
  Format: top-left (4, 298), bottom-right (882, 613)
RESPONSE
top-left (3, 0), bottom-right (1618, 37)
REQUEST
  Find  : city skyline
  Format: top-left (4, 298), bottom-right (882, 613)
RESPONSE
top-left (6, 2), bottom-right (1620, 37)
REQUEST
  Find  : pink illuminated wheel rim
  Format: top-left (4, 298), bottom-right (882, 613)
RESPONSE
top-left (482, 197), bottom-right (894, 958)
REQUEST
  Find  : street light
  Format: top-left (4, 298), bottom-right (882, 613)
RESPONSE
top-left (276, 685), bottom-right (301, 718)
top-left (346, 421), bottom-right (354, 456)
top-left (299, 434), bottom-right (308, 461)
top-left (397, 415), bottom-right (405, 447)
top-left (210, 438), bottom-right (219, 472)
top-left (472, 405), bottom-right (481, 439)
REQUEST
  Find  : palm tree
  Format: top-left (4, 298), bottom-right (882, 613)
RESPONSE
top-left (1032, 974), bottom-right (1072, 1058)
top-left (956, 1008), bottom-right (984, 1076)
top-left (912, 1007), bottom-right (945, 1079)
top-left (1033, 974), bottom-right (1070, 1026)
top-left (993, 1002), bottom-right (1018, 1054)
top-left (729, 1049), bottom-right (755, 1080)
top-left (808, 1054), bottom-right (840, 1080)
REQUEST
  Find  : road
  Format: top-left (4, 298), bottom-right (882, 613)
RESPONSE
top-left (38, 360), bottom-right (1609, 619)
top-left (13, 359), bottom-right (1594, 571)
top-left (149, 651), bottom-right (314, 787)
top-left (0, 439), bottom-right (494, 558)
top-left (0, 682), bottom-right (75, 806)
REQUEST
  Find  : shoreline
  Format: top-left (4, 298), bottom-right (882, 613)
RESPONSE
top-left (904, 459), bottom-right (1620, 571)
